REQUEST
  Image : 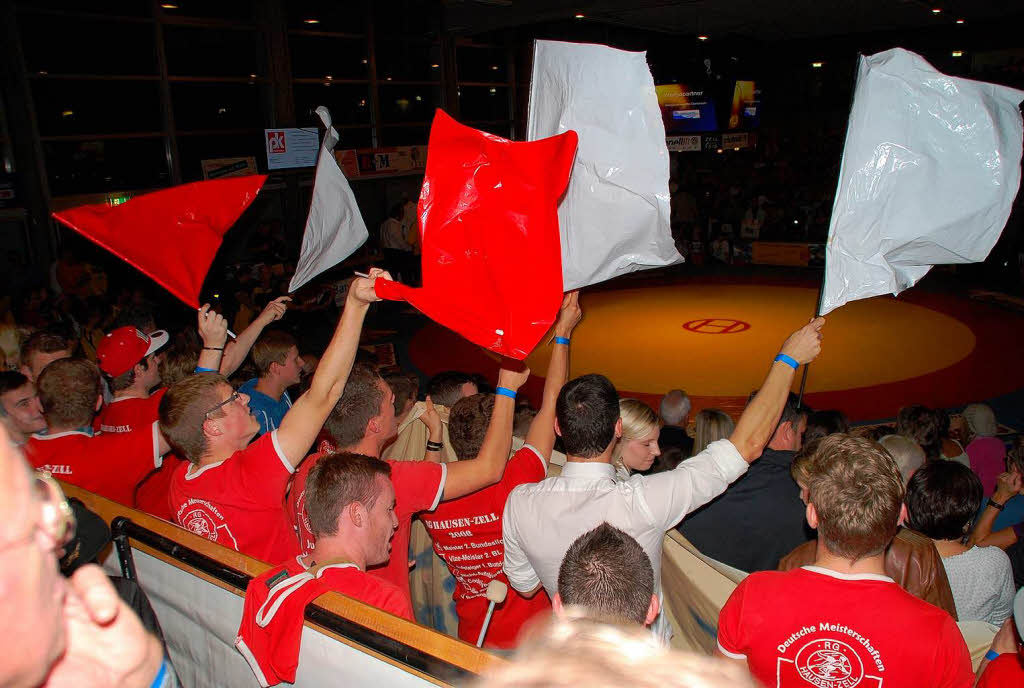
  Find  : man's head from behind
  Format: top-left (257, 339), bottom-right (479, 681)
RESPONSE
top-left (426, 371), bottom-right (477, 408)
top-left (305, 452), bottom-right (397, 567)
top-left (555, 523), bottom-right (658, 627)
top-left (36, 359), bottom-right (102, 431)
top-left (449, 393), bottom-right (494, 460)
top-left (659, 389), bottom-right (691, 427)
top-left (806, 434), bottom-right (905, 562)
top-left (0, 371), bottom-right (45, 441)
top-left (159, 374), bottom-right (258, 463)
top-left (253, 330), bottom-right (303, 387)
top-left (323, 362), bottom-right (396, 453)
top-left (20, 331), bottom-right (73, 382)
top-left (555, 374), bottom-right (621, 459)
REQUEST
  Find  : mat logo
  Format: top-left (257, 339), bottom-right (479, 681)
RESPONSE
top-left (682, 318), bottom-right (750, 334)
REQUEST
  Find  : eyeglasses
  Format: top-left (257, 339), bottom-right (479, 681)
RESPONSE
top-left (0, 471), bottom-right (76, 555)
top-left (204, 391), bottom-right (242, 418)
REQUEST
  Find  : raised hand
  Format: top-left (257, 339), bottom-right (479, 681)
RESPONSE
top-left (497, 361), bottom-right (530, 392)
top-left (349, 268), bottom-right (393, 305)
top-left (779, 317), bottom-right (825, 365)
top-left (257, 296), bottom-right (291, 324)
top-left (419, 395), bottom-right (442, 436)
top-left (554, 290), bottom-right (582, 338)
top-left (197, 304), bottom-right (228, 348)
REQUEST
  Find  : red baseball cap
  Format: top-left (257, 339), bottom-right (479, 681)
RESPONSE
top-left (96, 327), bottom-right (169, 377)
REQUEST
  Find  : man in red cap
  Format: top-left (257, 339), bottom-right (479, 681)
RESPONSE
top-left (94, 327), bottom-right (169, 435)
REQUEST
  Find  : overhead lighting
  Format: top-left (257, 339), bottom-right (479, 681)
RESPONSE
top-left (303, 18), bottom-right (319, 24)
top-left (491, 65), bottom-right (499, 71)
top-left (385, 76), bottom-right (392, 81)
top-left (415, 95), bottom-right (422, 102)
top-left (361, 59), bottom-right (368, 65)
top-left (574, 13), bottom-right (585, 19)
top-left (38, 70), bottom-right (48, 75)
top-left (951, 50), bottom-right (963, 57)
top-left (811, 61), bottom-right (824, 68)
top-left (733, 147), bottom-right (740, 151)
top-left (61, 110), bottom-right (73, 117)
top-left (431, 63), bottom-right (440, 69)
top-left (931, 7), bottom-right (941, 14)
top-left (160, 3), bottom-right (178, 8)
top-left (716, 148), bottom-right (723, 154)
top-left (698, 35), bottom-right (709, 41)
top-left (489, 87), bottom-right (497, 94)
top-left (249, 73), bottom-right (257, 78)
top-left (956, 18), bottom-right (965, 24)
top-left (325, 75), bottom-right (333, 80)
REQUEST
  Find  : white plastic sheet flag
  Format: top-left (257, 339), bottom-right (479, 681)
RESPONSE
top-left (821, 48), bottom-right (1024, 315)
top-left (289, 106), bottom-right (369, 292)
top-left (528, 40), bottom-right (681, 291)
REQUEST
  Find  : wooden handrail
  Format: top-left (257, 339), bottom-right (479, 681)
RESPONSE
top-left (60, 483), bottom-right (504, 684)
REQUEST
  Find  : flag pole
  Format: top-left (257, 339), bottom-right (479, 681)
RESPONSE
top-left (796, 54), bottom-right (864, 411)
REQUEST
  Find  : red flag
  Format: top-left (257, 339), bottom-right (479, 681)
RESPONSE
top-left (375, 111), bottom-right (577, 360)
top-left (53, 175), bottom-right (267, 308)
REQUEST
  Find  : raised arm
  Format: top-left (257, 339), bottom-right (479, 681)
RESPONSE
top-left (968, 471), bottom-right (1022, 549)
top-left (275, 270), bottom-right (386, 466)
top-left (526, 291), bottom-right (581, 459)
top-left (442, 364), bottom-right (530, 500)
top-left (219, 296), bottom-right (290, 377)
top-left (196, 305), bottom-right (228, 372)
top-left (729, 318), bottom-right (824, 461)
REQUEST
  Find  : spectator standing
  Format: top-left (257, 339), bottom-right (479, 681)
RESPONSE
top-left (238, 331), bottom-right (304, 438)
top-left (612, 399), bottom-right (661, 479)
top-left (658, 389), bottom-right (693, 456)
top-left (690, 408), bottom-right (734, 457)
top-left (964, 403), bottom-right (1006, 495)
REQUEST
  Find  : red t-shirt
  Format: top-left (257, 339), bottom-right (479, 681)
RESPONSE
top-left (717, 566), bottom-right (974, 688)
top-left (134, 453), bottom-right (186, 521)
top-left (25, 425), bottom-right (161, 506)
top-left (288, 447), bottom-right (445, 607)
top-left (168, 430), bottom-right (300, 564)
top-left (420, 444), bottom-right (550, 648)
top-left (977, 651), bottom-right (1024, 688)
top-left (94, 389), bottom-right (166, 434)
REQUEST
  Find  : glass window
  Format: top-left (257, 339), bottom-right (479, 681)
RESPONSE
top-left (20, 0), bottom-right (149, 16)
top-left (290, 36), bottom-right (368, 80)
top-left (456, 46), bottom-right (508, 83)
top-left (176, 132), bottom-right (265, 182)
top-left (378, 125), bottom-right (429, 147)
top-left (286, 0), bottom-right (367, 33)
top-left (375, 41), bottom-right (441, 82)
top-left (470, 121), bottom-right (512, 140)
top-left (458, 85), bottom-right (509, 121)
top-left (44, 137), bottom-right (169, 195)
top-left (33, 79), bottom-right (162, 136)
top-left (293, 83), bottom-right (371, 127)
top-left (164, 27), bottom-right (265, 77)
top-left (371, 2), bottom-right (438, 40)
top-left (331, 127), bottom-right (373, 150)
top-left (378, 84), bottom-right (439, 124)
top-left (19, 14), bottom-right (157, 75)
top-left (172, 82), bottom-right (265, 131)
top-left (158, 0), bottom-right (254, 21)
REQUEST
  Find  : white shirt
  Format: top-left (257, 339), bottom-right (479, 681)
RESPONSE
top-left (502, 439), bottom-right (747, 638)
top-left (942, 545), bottom-right (1015, 625)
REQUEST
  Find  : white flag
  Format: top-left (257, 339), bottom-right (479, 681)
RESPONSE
top-left (527, 40), bottom-right (681, 291)
top-left (289, 106), bottom-right (368, 292)
top-left (821, 48), bottom-right (1024, 315)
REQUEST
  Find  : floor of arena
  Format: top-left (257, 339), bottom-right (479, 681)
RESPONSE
top-left (405, 271), bottom-right (1024, 422)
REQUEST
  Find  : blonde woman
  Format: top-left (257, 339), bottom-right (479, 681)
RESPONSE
top-left (691, 409), bottom-right (735, 457)
top-left (612, 399), bottom-right (660, 480)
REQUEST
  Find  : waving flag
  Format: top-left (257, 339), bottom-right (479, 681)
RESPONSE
top-left (53, 175), bottom-right (267, 308)
top-left (821, 48), bottom-right (1024, 315)
top-left (374, 110), bottom-right (577, 360)
top-left (289, 106), bottom-right (369, 292)
top-left (528, 39), bottom-right (681, 290)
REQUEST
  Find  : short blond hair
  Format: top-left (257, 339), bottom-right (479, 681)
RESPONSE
top-left (807, 434), bottom-right (904, 561)
top-left (252, 330), bottom-right (296, 377)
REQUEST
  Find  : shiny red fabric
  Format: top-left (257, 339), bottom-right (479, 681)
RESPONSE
top-left (375, 110), bottom-right (577, 360)
top-left (53, 175), bottom-right (268, 308)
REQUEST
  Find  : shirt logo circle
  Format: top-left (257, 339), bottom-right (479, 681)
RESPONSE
top-left (183, 508), bottom-right (218, 542)
top-left (795, 639), bottom-right (864, 688)
top-left (682, 318), bottom-right (751, 334)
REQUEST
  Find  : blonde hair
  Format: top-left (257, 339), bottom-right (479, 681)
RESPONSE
top-left (612, 399), bottom-right (658, 474)
top-left (692, 409), bottom-right (734, 457)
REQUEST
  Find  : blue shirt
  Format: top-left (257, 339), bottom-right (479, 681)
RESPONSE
top-left (238, 378), bottom-right (292, 437)
top-left (977, 494), bottom-right (1024, 532)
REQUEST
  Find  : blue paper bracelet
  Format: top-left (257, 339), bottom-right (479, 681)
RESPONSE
top-left (149, 658), bottom-right (173, 688)
top-left (985, 649), bottom-right (1001, 662)
top-left (194, 366), bottom-right (218, 374)
top-left (495, 387), bottom-right (517, 399)
top-left (555, 336), bottom-right (570, 345)
top-left (774, 353), bottom-right (799, 370)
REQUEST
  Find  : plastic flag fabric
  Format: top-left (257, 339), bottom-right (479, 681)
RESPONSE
top-left (527, 39), bottom-right (681, 291)
top-left (821, 48), bottom-right (1024, 315)
top-left (374, 110), bottom-right (578, 360)
top-left (53, 175), bottom-right (267, 308)
top-left (289, 106), bottom-right (368, 292)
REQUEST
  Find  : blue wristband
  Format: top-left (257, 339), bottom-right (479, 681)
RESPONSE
top-left (774, 353), bottom-right (799, 370)
top-left (985, 649), bottom-right (1001, 662)
top-left (194, 366), bottom-right (218, 374)
top-left (150, 657), bottom-right (173, 688)
top-left (554, 336), bottom-right (570, 345)
top-left (495, 387), bottom-right (517, 399)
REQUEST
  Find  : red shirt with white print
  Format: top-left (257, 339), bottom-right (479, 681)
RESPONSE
top-left (288, 442), bottom-right (446, 607)
top-left (420, 444), bottom-right (550, 648)
top-left (94, 388), bottom-right (166, 434)
top-left (25, 424), bottom-right (162, 506)
top-left (168, 430), bottom-right (300, 564)
top-left (717, 566), bottom-right (974, 688)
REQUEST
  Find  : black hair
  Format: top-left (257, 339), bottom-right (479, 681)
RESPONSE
top-left (556, 374), bottom-right (620, 458)
top-left (905, 462), bottom-right (983, 541)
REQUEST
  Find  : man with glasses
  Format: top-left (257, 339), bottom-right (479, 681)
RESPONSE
top-left (159, 270), bottom-right (389, 564)
top-left (0, 425), bottom-right (172, 687)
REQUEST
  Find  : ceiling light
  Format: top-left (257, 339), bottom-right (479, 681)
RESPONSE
top-left (160, 3), bottom-right (178, 8)
top-left (431, 63), bottom-right (439, 69)
top-left (61, 110), bottom-right (73, 117)
top-left (716, 148), bottom-right (723, 154)
top-left (931, 8), bottom-right (941, 14)
top-left (386, 76), bottom-right (392, 81)
top-left (733, 147), bottom-right (740, 151)
top-left (38, 70), bottom-right (48, 75)
top-left (956, 18), bottom-right (965, 24)
top-left (361, 59), bottom-right (368, 65)
top-left (574, 13), bottom-right (585, 19)
top-left (489, 87), bottom-right (497, 94)
top-left (491, 65), bottom-right (499, 71)
top-left (415, 95), bottom-right (422, 102)
top-left (698, 35), bottom-right (709, 41)
top-left (249, 73), bottom-right (257, 78)
top-left (325, 75), bottom-right (333, 80)
top-left (951, 51), bottom-right (963, 57)
top-left (811, 62), bottom-right (823, 68)
top-left (303, 18), bottom-right (319, 24)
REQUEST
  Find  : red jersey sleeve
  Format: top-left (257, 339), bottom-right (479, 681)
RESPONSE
top-left (97, 422), bottom-right (162, 485)
top-left (977, 653), bottom-right (1024, 688)
top-left (229, 430), bottom-right (295, 508)
top-left (387, 460), bottom-right (445, 519)
top-left (716, 576), bottom-right (751, 659)
top-left (499, 444), bottom-right (547, 498)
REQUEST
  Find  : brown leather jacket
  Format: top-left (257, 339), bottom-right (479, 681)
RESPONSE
top-left (778, 527), bottom-right (958, 620)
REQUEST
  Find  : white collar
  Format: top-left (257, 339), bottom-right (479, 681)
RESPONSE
top-left (801, 565), bottom-right (895, 583)
top-left (560, 461), bottom-right (616, 478)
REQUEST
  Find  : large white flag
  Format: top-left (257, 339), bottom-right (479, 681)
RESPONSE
top-left (527, 40), bottom-right (681, 291)
top-left (821, 48), bottom-right (1024, 315)
top-left (289, 106), bottom-right (368, 292)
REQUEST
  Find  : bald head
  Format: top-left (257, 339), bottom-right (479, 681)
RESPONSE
top-left (659, 389), bottom-right (690, 427)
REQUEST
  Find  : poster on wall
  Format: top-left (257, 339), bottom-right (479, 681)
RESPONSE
top-left (201, 157), bottom-right (258, 180)
top-left (722, 132), bottom-right (750, 150)
top-left (729, 81), bottom-right (761, 129)
top-left (656, 84), bottom-right (719, 133)
top-left (264, 128), bottom-right (320, 170)
top-left (666, 135), bottom-right (701, 152)
top-left (335, 146), bottom-right (427, 178)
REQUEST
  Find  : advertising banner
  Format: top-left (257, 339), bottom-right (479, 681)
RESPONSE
top-left (264, 128), bottom-right (319, 170)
